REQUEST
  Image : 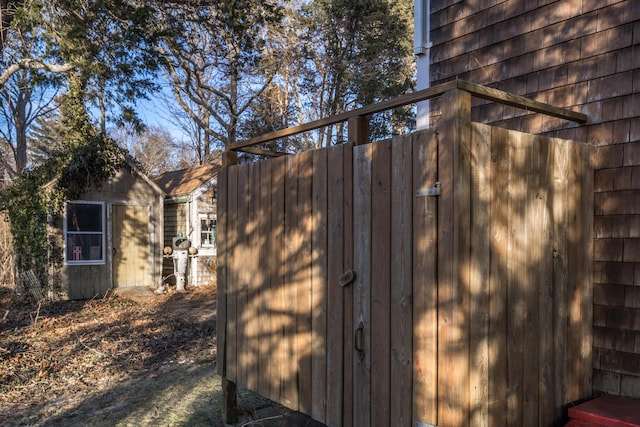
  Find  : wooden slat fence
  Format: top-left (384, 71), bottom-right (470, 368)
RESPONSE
top-left (217, 90), bottom-right (593, 426)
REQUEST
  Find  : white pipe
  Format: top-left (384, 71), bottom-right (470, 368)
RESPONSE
top-left (415, 0), bottom-right (431, 130)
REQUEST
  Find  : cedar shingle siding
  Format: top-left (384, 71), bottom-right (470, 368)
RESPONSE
top-left (161, 203), bottom-right (187, 284)
top-left (430, 0), bottom-right (640, 398)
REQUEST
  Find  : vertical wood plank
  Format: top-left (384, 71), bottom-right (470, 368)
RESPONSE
top-left (246, 161), bottom-right (259, 392)
top-left (284, 154), bottom-right (300, 410)
top-left (469, 123), bottom-right (491, 426)
top-left (507, 130), bottom-right (525, 427)
top-left (523, 133), bottom-right (540, 426)
top-left (258, 160), bottom-right (272, 398)
top-left (216, 167), bottom-right (228, 377)
top-left (271, 156), bottom-right (287, 404)
top-left (537, 136), bottom-right (555, 425)
top-left (353, 143), bottom-right (372, 427)
top-left (298, 150), bottom-right (314, 415)
top-left (567, 139), bottom-right (592, 404)
top-left (237, 163), bottom-right (250, 389)
top-left (371, 139), bottom-right (392, 427)
top-left (457, 90), bottom-right (472, 427)
top-left (488, 126), bottom-right (509, 425)
top-left (567, 138), bottom-right (580, 403)
top-left (552, 138), bottom-right (569, 422)
top-left (438, 88), bottom-right (471, 426)
top-left (227, 166), bottom-right (239, 383)
top-left (412, 129), bottom-right (439, 426)
top-left (390, 134), bottom-right (413, 427)
top-left (343, 143), bottom-right (355, 427)
top-left (437, 90), bottom-right (457, 426)
top-left (311, 148), bottom-right (328, 423)
top-left (580, 142), bottom-right (594, 398)
top-left (327, 144), bottom-right (345, 427)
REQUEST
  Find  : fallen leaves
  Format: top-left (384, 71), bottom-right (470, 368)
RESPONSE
top-left (0, 283), bottom-right (217, 424)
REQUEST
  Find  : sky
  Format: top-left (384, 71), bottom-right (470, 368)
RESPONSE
top-left (135, 83), bottom-right (190, 143)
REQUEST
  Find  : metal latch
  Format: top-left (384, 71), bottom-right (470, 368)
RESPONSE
top-left (416, 182), bottom-right (441, 197)
top-left (355, 317), bottom-right (365, 361)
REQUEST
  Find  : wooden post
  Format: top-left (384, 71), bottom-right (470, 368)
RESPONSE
top-left (348, 116), bottom-right (369, 146)
top-left (221, 377), bottom-right (238, 425)
top-left (220, 148), bottom-right (237, 425)
top-left (437, 87), bottom-right (472, 426)
top-left (223, 150), bottom-right (238, 167)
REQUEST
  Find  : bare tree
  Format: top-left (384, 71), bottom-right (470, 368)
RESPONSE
top-left (111, 125), bottom-right (180, 176)
top-left (158, 1), bottom-right (284, 152)
top-left (0, 68), bottom-right (59, 176)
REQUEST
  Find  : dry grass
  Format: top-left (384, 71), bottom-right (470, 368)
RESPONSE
top-left (0, 284), bottom-right (222, 426)
top-left (0, 283), bottom-right (318, 427)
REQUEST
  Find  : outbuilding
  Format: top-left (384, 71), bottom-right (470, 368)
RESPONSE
top-left (48, 162), bottom-right (165, 300)
top-left (154, 163), bottom-right (219, 288)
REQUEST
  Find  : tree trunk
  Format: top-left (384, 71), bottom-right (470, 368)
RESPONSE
top-left (14, 78), bottom-right (29, 175)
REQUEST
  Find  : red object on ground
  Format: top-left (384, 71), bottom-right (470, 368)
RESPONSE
top-left (567, 395), bottom-right (640, 427)
top-left (566, 420), bottom-right (606, 427)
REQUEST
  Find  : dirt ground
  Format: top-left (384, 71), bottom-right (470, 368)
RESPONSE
top-left (0, 283), bottom-right (321, 427)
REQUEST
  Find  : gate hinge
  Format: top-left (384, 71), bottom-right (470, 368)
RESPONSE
top-left (416, 182), bottom-right (441, 197)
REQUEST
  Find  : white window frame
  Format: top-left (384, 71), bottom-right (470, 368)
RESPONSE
top-left (198, 213), bottom-right (217, 249)
top-left (64, 201), bottom-right (106, 266)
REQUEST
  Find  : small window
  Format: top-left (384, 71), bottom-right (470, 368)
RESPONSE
top-left (65, 202), bottom-right (105, 265)
top-left (200, 215), bottom-right (216, 249)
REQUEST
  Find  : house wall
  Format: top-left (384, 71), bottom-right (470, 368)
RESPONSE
top-left (57, 166), bottom-right (163, 299)
top-left (162, 202), bottom-right (187, 284)
top-left (161, 191), bottom-right (217, 287)
top-left (428, 0), bottom-right (640, 397)
top-left (0, 211), bottom-right (13, 285)
top-left (163, 202), bottom-right (188, 242)
top-left (191, 190), bottom-right (217, 286)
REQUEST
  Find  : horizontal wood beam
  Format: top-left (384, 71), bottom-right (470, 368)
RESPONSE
top-left (228, 80), bottom-right (459, 152)
top-left (456, 80), bottom-right (588, 124)
top-left (235, 146), bottom-right (288, 157)
top-left (228, 79), bottom-right (588, 152)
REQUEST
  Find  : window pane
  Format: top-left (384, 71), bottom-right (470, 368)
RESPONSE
top-left (66, 234), bottom-right (103, 261)
top-left (201, 219), bottom-right (212, 246)
top-left (66, 203), bottom-right (102, 232)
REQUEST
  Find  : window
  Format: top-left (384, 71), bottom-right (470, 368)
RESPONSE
top-left (65, 202), bottom-right (105, 265)
top-left (199, 214), bottom-right (216, 249)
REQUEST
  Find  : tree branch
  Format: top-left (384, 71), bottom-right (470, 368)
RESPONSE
top-left (0, 59), bottom-right (75, 87)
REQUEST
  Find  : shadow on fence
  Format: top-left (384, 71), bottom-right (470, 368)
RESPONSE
top-left (217, 125), bottom-right (593, 426)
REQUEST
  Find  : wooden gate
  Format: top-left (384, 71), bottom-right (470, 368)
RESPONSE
top-left (217, 84), bottom-right (593, 426)
top-left (351, 131), bottom-right (439, 426)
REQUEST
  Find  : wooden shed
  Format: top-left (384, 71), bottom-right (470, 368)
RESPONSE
top-left (217, 81), bottom-right (594, 426)
top-left (154, 163), bottom-right (219, 287)
top-left (49, 162), bottom-right (164, 300)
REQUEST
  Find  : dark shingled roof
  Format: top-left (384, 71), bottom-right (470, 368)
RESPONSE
top-left (154, 163), bottom-right (219, 197)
